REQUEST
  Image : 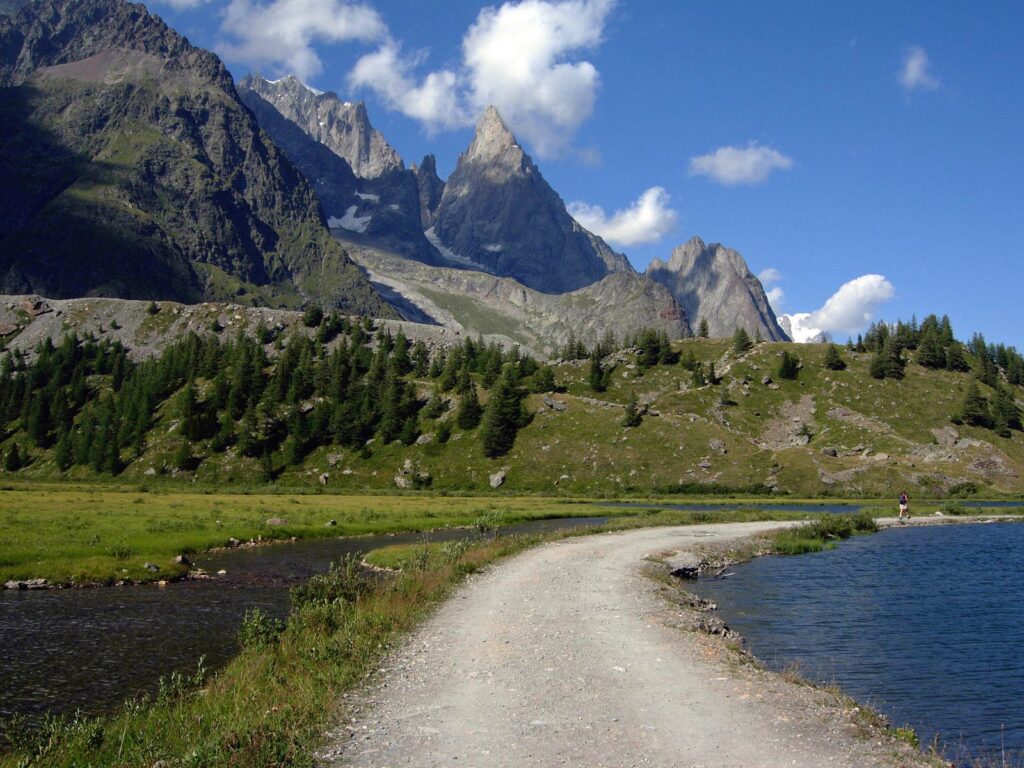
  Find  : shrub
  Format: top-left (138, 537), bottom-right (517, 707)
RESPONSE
top-left (237, 608), bottom-right (283, 649)
top-left (290, 554), bottom-right (373, 609)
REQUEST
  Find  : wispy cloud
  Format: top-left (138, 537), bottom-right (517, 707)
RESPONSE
top-left (758, 268), bottom-right (784, 309)
top-left (689, 143), bottom-right (793, 186)
top-left (568, 187), bottom-right (678, 247)
top-left (899, 46), bottom-right (940, 92)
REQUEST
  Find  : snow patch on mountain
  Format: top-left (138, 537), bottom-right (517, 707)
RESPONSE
top-left (328, 206), bottom-right (372, 233)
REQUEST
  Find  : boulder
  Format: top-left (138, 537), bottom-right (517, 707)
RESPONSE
top-left (144, 562), bottom-right (160, 572)
top-left (265, 517), bottom-right (288, 526)
top-left (173, 554), bottom-right (192, 566)
top-left (489, 469), bottom-right (507, 489)
top-left (542, 396), bottom-right (567, 412)
top-left (820, 447), bottom-right (838, 457)
top-left (318, 472), bottom-right (330, 485)
top-left (325, 519), bottom-right (337, 527)
top-left (665, 552), bottom-right (705, 579)
top-left (708, 439), bottom-right (727, 455)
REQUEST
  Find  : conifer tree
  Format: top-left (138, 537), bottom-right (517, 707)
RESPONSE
top-left (480, 371), bottom-right (527, 457)
top-left (697, 318), bottom-right (709, 338)
top-left (588, 352), bottom-right (607, 393)
top-left (992, 385), bottom-right (1021, 437)
top-left (915, 330), bottom-right (946, 369)
top-left (622, 391), bottom-right (642, 427)
top-left (531, 365), bottom-right (557, 393)
top-left (691, 363), bottom-right (706, 388)
top-left (54, 429), bottom-right (73, 471)
top-left (945, 343), bottom-right (971, 372)
top-left (778, 351), bottom-right (801, 380)
top-left (4, 443), bottom-right (23, 471)
top-left (823, 344), bottom-right (847, 371)
top-left (958, 380), bottom-right (992, 428)
top-left (732, 328), bottom-right (752, 355)
top-left (456, 370), bottom-right (483, 430)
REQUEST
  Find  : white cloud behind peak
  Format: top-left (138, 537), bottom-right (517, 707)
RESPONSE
top-left (809, 274), bottom-right (895, 335)
top-left (348, 0), bottom-right (615, 156)
top-left (218, 0), bottom-right (387, 80)
top-left (568, 186), bottom-right (677, 247)
top-left (758, 268), bottom-right (784, 310)
top-left (899, 46), bottom-right (940, 92)
top-left (689, 143), bottom-right (793, 186)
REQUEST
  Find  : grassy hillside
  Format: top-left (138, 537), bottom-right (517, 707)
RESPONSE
top-left (2, 321), bottom-right (1023, 499)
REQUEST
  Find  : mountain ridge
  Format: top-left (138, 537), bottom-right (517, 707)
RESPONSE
top-left (0, 0), bottom-right (393, 317)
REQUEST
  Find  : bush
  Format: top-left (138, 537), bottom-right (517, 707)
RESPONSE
top-left (290, 554), bottom-right (373, 609)
top-left (778, 351), bottom-right (800, 380)
top-left (302, 305), bottom-right (324, 328)
top-left (237, 608), bottom-right (283, 649)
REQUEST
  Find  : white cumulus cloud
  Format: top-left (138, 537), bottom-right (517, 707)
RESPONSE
top-left (218, 0), bottom-right (388, 80)
top-left (808, 274), bottom-right (896, 335)
top-left (567, 187), bottom-right (677, 247)
top-left (348, 0), bottom-right (615, 156)
top-left (349, 43), bottom-right (468, 130)
top-left (689, 143), bottom-right (793, 186)
top-left (777, 274), bottom-right (895, 342)
top-left (758, 268), bottom-right (784, 309)
top-left (899, 46), bottom-right (940, 92)
top-left (765, 286), bottom-right (785, 310)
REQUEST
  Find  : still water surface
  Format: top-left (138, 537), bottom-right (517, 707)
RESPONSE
top-left (695, 522), bottom-right (1024, 762)
top-left (0, 516), bottom-right (606, 723)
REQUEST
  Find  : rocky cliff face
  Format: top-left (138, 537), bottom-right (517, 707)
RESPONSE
top-left (240, 74), bottom-right (402, 180)
top-left (238, 77), bottom-right (444, 268)
top-left (646, 237), bottom-right (788, 341)
top-left (412, 154), bottom-right (445, 229)
top-left (0, 0), bottom-right (392, 316)
top-left (432, 107), bottom-right (633, 294)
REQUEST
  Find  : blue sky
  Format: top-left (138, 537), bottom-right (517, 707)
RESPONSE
top-left (159, 0), bottom-right (1024, 346)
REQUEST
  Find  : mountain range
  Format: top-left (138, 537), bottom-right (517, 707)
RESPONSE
top-left (0, 0), bottom-right (791, 352)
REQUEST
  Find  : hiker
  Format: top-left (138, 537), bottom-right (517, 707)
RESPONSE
top-left (898, 491), bottom-right (910, 521)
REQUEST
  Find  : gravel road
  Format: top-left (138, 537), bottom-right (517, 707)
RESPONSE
top-left (320, 521), bottom-right (930, 768)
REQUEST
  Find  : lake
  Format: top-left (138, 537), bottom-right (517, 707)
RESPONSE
top-left (695, 522), bottom-right (1024, 763)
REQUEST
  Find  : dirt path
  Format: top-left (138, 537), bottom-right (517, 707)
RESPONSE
top-left (320, 520), bottom-right (932, 767)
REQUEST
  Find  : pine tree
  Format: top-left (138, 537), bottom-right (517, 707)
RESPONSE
top-left (697, 318), bottom-right (710, 338)
top-left (588, 353), bottom-right (607, 393)
top-left (531, 365), bottom-right (556, 394)
top-left (945, 343), bottom-right (971, 372)
top-left (732, 328), bottom-right (752, 355)
top-left (915, 330), bottom-right (946, 369)
top-left (691, 364), bottom-right (706, 388)
top-left (869, 339), bottom-right (904, 380)
top-left (54, 429), bottom-right (73, 471)
top-left (823, 344), bottom-right (847, 371)
top-left (174, 441), bottom-right (194, 471)
top-left (992, 385), bottom-right (1021, 437)
top-left (479, 371), bottom-right (527, 458)
top-left (4, 443), bottom-right (23, 471)
top-left (778, 351), bottom-right (801, 380)
top-left (958, 380), bottom-right (992, 428)
top-left (456, 370), bottom-right (482, 430)
top-left (622, 391), bottom-right (642, 427)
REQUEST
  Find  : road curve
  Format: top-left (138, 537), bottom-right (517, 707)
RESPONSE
top-left (320, 521), bottom-right (926, 768)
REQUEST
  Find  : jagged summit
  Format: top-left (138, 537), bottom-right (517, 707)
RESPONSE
top-left (240, 73), bottom-right (403, 179)
top-left (646, 237), bottom-right (789, 341)
top-left (430, 106), bottom-right (632, 293)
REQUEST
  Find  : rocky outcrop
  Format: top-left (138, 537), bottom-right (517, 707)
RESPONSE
top-left (340, 236), bottom-right (689, 356)
top-left (646, 237), bottom-right (788, 341)
top-left (240, 74), bottom-right (402, 179)
top-left (0, 0), bottom-right (392, 317)
top-left (412, 154), bottom-right (445, 229)
top-left (432, 106), bottom-right (633, 294)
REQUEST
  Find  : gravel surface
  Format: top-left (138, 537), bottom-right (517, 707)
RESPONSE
top-left (320, 521), bottom-right (931, 767)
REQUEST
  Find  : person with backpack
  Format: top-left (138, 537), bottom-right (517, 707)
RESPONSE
top-left (898, 491), bottom-right (910, 522)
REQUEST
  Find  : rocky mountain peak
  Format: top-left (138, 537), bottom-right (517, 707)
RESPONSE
top-left (240, 73), bottom-right (402, 179)
top-left (430, 106), bottom-right (632, 294)
top-left (462, 105), bottom-right (528, 173)
top-left (646, 237), bottom-right (789, 341)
